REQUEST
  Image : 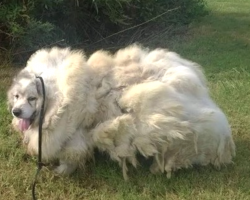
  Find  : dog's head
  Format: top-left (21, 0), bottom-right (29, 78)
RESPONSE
top-left (7, 69), bottom-right (43, 132)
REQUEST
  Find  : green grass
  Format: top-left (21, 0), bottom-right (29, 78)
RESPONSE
top-left (1, 0), bottom-right (250, 199)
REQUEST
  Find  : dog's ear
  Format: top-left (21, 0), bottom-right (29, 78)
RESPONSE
top-left (7, 87), bottom-right (14, 112)
top-left (35, 78), bottom-right (43, 95)
top-left (7, 74), bottom-right (21, 112)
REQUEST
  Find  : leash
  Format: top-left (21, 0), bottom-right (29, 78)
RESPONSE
top-left (32, 76), bottom-right (46, 200)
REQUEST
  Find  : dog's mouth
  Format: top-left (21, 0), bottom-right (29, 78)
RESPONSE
top-left (18, 112), bottom-right (36, 132)
top-left (19, 119), bottom-right (31, 132)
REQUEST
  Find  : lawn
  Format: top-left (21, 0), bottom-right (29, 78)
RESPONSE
top-left (1, 0), bottom-right (250, 199)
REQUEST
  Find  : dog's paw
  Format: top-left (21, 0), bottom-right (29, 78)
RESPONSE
top-left (54, 162), bottom-right (77, 175)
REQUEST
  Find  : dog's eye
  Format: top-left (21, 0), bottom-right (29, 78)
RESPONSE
top-left (28, 97), bottom-right (37, 101)
top-left (14, 94), bottom-right (19, 99)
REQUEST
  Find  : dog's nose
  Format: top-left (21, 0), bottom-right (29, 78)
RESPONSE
top-left (12, 108), bottom-right (22, 117)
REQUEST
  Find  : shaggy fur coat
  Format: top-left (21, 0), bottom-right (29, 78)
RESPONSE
top-left (7, 45), bottom-right (235, 179)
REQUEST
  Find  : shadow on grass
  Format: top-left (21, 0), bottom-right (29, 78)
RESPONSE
top-left (61, 137), bottom-right (250, 198)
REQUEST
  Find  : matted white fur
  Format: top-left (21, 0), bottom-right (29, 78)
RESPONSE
top-left (7, 44), bottom-right (235, 179)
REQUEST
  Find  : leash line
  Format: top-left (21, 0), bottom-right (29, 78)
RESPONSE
top-left (32, 76), bottom-right (46, 200)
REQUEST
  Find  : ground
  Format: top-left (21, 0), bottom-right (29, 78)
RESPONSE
top-left (0, 0), bottom-right (250, 199)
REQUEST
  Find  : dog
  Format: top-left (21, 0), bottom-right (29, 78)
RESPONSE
top-left (7, 45), bottom-right (235, 179)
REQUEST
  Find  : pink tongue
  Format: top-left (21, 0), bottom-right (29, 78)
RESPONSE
top-left (19, 119), bottom-right (31, 132)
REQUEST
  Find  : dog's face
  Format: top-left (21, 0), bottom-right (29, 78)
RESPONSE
top-left (7, 70), bottom-right (42, 132)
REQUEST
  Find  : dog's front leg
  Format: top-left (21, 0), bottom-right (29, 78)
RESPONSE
top-left (54, 160), bottom-right (78, 175)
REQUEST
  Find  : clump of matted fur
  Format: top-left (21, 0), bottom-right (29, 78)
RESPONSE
top-left (88, 45), bottom-right (235, 179)
top-left (7, 44), bottom-right (235, 179)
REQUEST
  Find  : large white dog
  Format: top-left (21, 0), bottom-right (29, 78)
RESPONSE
top-left (7, 45), bottom-right (235, 179)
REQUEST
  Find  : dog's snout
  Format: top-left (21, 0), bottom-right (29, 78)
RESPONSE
top-left (12, 108), bottom-right (22, 117)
